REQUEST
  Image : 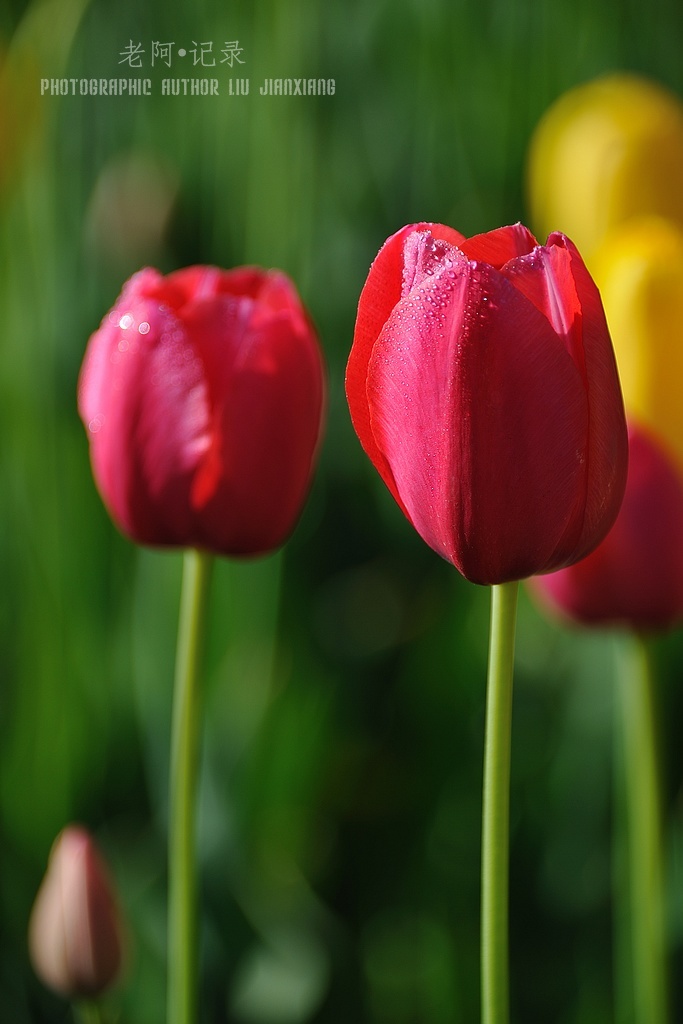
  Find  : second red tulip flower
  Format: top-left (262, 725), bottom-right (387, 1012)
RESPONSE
top-left (346, 222), bottom-right (628, 584)
top-left (79, 265), bottom-right (325, 558)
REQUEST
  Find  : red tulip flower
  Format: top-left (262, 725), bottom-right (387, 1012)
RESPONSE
top-left (28, 826), bottom-right (125, 999)
top-left (78, 266), bottom-right (325, 557)
top-left (530, 420), bottom-right (683, 630)
top-left (346, 222), bottom-right (628, 585)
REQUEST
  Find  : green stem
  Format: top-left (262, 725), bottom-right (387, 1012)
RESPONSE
top-left (617, 634), bottom-right (668, 1024)
top-left (75, 1002), bottom-right (103, 1024)
top-left (168, 549), bottom-right (214, 1024)
top-left (481, 580), bottom-right (519, 1024)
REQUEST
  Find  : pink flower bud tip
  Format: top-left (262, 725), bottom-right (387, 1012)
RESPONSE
top-left (28, 826), bottom-right (124, 999)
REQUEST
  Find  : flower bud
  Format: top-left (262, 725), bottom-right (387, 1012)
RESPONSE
top-left (78, 265), bottom-right (326, 557)
top-left (527, 74), bottom-right (683, 262)
top-left (28, 826), bottom-right (124, 999)
top-left (346, 222), bottom-right (627, 584)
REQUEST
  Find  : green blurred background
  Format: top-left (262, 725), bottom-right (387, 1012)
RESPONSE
top-left (2, 0), bottom-right (683, 1021)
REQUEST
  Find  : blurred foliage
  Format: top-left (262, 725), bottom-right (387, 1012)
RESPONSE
top-left (2, 0), bottom-right (683, 1021)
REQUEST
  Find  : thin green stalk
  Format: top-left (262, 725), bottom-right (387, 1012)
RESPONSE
top-left (481, 580), bottom-right (519, 1024)
top-left (75, 1002), bottom-right (103, 1024)
top-left (168, 549), bottom-right (214, 1024)
top-left (613, 695), bottom-right (631, 1024)
top-left (617, 634), bottom-right (668, 1024)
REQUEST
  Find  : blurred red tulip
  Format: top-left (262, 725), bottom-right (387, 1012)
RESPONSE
top-left (28, 826), bottom-right (124, 999)
top-left (346, 222), bottom-right (628, 585)
top-left (79, 266), bottom-right (326, 556)
top-left (530, 421), bottom-right (683, 630)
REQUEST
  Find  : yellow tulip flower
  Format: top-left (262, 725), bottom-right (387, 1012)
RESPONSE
top-left (592, 216), bottom-right (683, 468)
top-left (528, 74), bottom-right (683, 263)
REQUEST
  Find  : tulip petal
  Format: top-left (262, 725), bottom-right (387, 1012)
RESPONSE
top-left (503, 236), bottom-right (582, 362)
top-left (166, 264), bottom-right (274, 305)
top-left (29, 827), bottom-right (123, 998)
top-left (78, 269), bottom-right (212, 545)
top-left (532, 422), bottom-right (683, 629)
top-left (592, 217), bottom-right (683, 473)
top-left (558, 236), bottom-right (628, 558)
top-left (346, 223), bottom-right (465, 514)
top-left (527, 74), bottom-right (683, 260)
top-left (367, 251), bottom-right (589, 583)
top-left (504, 233), bottom-right (628, 563)
top-left (457, 223), bottom-right (538, 267)
top-left (183, 273), bottom-right (325, 555)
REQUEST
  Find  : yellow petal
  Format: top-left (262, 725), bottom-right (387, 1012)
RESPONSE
top-left (592, 216), bottom-right (683, 469)
top-left (527, 74), bottom-right (683, 262)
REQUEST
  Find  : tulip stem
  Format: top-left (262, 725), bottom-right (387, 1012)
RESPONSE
top-left (617, 634), bottom-right (668, 1024)
top-left (168, 549), bottom-right (214, 1024)
top-left (481, 580), bottom-right (518, 1024)
top-left (75, 1003), bottom-right (103, 1024)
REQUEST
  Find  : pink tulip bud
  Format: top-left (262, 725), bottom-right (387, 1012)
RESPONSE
top-left (28, 826), bottom-right (124, 999)
top-left (78, 265), bottom-right (326, 557)
top-left (530, 421), bottom-right (683, 630)
top-left (346, 222), bottom-right (628, 584)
